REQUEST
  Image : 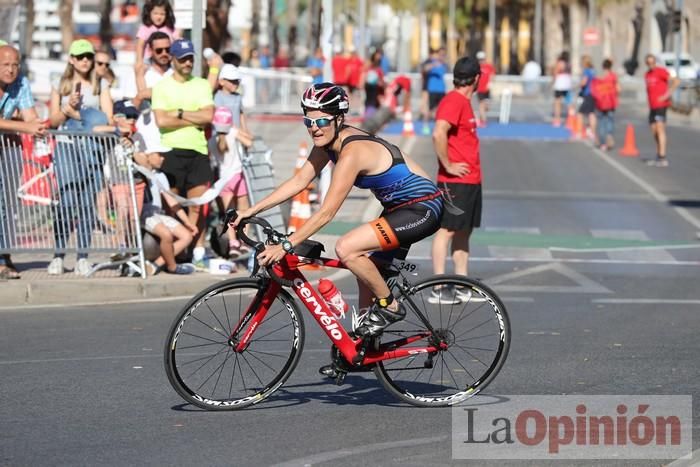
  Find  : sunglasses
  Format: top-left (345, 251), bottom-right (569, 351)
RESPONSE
top-left (303, 116), bottom-right (333, 128)
top-left (73, 53), bottom-right (95, 61)
top-left (153, 47), bottom-right (170, 55)
top-left (224, 79), bottom-right (241, 85)
top-left (176, 55), bottom-right (194, 63)
top-left (96, 61), bottom-right (110, 67)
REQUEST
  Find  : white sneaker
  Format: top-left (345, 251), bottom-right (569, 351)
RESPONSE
top-left (75, 258), bottom-right (93, 276)
top-left (47, 257), bottom-right (64, 275)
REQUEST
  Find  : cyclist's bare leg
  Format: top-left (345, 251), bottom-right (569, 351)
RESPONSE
top-left (335, 224), bottom-right (398, 311)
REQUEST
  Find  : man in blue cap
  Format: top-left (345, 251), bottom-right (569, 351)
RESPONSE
top-left (152, 39), bottom-right (214, 267)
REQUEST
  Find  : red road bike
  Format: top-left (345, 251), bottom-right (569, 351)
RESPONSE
top-left (164, 211), bottom-right (511, 409)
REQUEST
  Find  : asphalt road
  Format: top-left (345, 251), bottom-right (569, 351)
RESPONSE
top-left (2, 123), bottom-right (699, 466)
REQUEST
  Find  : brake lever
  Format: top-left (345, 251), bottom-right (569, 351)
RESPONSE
top-left (220, 208), bottom-right (238, 237)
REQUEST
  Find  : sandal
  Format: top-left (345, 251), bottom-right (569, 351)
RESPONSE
top-left (0, 265), bottom-right (21, 280)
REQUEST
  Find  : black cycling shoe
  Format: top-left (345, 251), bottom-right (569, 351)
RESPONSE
top-left (319, 364), bottom-right (338, 378)
top-left (355, 304), bottom-right (406, 337)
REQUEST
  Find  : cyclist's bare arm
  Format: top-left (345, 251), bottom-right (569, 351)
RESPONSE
top-left (286, 148), bottom-right (358, 247)
top-left (235, 148), bottom-right (328, 226)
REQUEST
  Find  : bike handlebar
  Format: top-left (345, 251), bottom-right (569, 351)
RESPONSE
top-left (220, 209), bottom-right (294, 287)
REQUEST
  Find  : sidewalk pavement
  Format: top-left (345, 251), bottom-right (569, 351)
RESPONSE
top-left (0, 118), bottom-right (383, 309)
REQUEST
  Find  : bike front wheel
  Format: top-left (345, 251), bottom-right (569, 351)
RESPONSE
top-left (374, 275), bottom-right (510, 407)
top-left (164, 278), bottom-right (305, 410)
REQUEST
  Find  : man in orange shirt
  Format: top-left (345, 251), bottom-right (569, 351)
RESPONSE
top-left (644, 54), bottom-right (679, 167)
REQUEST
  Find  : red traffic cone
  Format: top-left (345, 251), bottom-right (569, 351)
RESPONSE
top-left (618, 124), bottom-right (640, 157)
top-left (402, 110), bottom-right (415, 136)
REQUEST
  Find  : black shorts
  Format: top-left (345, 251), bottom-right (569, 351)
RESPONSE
top-left (428, 92), bottom-right (445, 110)
top-left (369, 200), bottom-right (443, 261)
top-left (161, 149), bottom-right (213, 193)
top-left (554, 90), bottom-right (568, 99)
top-left (579, 95), bottom-right (595, 114)
top-left (648, 107), bottom-right (667, 124)
top-left (477, 91), bottom-right (490, 101)
top-left (439, 182), bottom-right (482, 231)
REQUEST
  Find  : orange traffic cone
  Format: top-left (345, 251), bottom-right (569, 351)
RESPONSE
top-left (288, 142), bottom-right (312, 234)
top-left (570, 114), bottom-right (584, 140)
top-left (402, 110), bottom-right (415, 136)
top-left (618, 124), bottom-right (640, 157)
top-left (565, 109), bottom-right (576, 131)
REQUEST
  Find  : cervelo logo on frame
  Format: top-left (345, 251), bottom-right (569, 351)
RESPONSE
top-left (293, 278), bottom-right (342, 340)
top-left (452, 395), bottom-right (692, 460)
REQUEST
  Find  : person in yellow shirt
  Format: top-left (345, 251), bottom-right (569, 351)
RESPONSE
top-left (152, 39), bottom-right (214, 265)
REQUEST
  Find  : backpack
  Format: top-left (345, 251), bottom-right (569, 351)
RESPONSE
top-left (591, 73), bottom-right (618, 111)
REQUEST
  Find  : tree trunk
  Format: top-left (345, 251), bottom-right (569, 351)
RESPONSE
top-left (59, 0), bottom-right (74, 54)
top-left (251, 0), bottom-right (261, 48)
top-left (204, 0), bottom-right (231, 52)
top-left (286, 0), bottom-right (298, 64)
top-left (99, 0), bottom-right (113, 52)
top-left (23, 0), bottom-right (35, 58)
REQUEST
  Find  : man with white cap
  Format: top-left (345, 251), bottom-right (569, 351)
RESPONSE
top-left (475, 51), bottom-right (495, 127)
top-left (152, 39), bottom-right (214, 266)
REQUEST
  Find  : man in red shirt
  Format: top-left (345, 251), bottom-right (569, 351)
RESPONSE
top-left (430, 56), bottom-right (482, 303)
top-left (644, 54), bottom-right (679, 167)
top-left (475, 51), bottom-right (495, 127)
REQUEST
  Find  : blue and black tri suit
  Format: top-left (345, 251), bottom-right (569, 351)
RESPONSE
top-left (328, 131), bottom-right (443, 260)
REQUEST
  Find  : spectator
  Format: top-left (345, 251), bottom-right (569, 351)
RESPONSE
top-left (248, 48), bottom-right (261, 68)
top-left (475, 51), bottom-right (495, 127)
top-left (578, 55), bottom-right (597, 141)
top-left (95, 49), bottom-right (116, 88)
top-left (430, 56), bottom-right (483, 302)
top-left (47, 39), bottom-right (113, 276)
top-left (273, 47), bottom-right (290, 68)
top-left (644, 53), bottom-right (680, 167)
top-left (135, 0), bottom-right (177, 68)
top-left (213, 66), bottom-right (253, 259)
top-left (152, 39), bottom-right (214, 268)
top-left (362, 50), bottom-right (385, 120)
top-left (0, 44), bottom-right (48, 280)
top-left (521, 59), bottom-right (542, 95)
top-left (331, 46), bottom-right (349, 87)
top-left (132, 150), bottom-right (197, 275)
top-left (222, 51), bottom-right (242, 67)
top-left (551, 51), bottom-right (573, 127)
top-left (591, 58), bottom-right (620, 151)
top-left (345, 47), bottom-right (364, 111)
top-left (259, 45), bottom-right (272, 69)
top-left (307, 47), bottom-right (325, 85)
top-left (377, 46), bottom-right (391, 75)
top-left (421, 47), bottom-right (448, 135)
top-left (134, 31), bottom-right (173, 110)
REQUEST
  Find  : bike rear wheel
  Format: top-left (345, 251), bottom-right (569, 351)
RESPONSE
top-left (374, 275), bottom-right (510, 407)
top-left (164, 278), bottom-right (305, 410)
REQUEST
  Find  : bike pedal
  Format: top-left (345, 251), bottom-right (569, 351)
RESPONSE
top-left (335, 372), bottom-right (347, 386)
top-left (424, 356), bottom-right (434, 369)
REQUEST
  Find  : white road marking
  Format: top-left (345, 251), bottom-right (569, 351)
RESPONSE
top-left (591, 229), bottom-right (676, 262)
top-left (592, 298), bottom-right (700, 305)
top-left (486, 262), bottom-right (612, 294)
top-left (591, 143), bottom-right (700, 231)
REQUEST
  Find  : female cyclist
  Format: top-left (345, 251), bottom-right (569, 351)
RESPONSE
top-left (231, 82), bottom-right (443, 339)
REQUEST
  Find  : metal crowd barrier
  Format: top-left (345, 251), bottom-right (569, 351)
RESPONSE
top-left (0, 130), bottom-right (146, 278)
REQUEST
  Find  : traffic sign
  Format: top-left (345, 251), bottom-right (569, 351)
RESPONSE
top-left (583, 27), bottom-right (600, 46)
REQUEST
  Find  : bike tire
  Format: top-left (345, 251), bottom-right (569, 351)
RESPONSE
top-left (164, 278), bottom-right (305, 410)
top-left (374, 275), bottom-right (510, 407)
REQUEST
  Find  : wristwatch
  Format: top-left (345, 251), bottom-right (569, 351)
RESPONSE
top-left (281, 239), bottom-right (294, 253)
top-left (177, 108), bottom-right (184, 119)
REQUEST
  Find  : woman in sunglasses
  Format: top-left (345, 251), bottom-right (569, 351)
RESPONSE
top-left (49, 39), bottom-right (113, 129)
top-left (94, 49), bottom-right (115, 88)
top-left (47, 39), bottom-right (114, 276)
top-left (232, 82), bottom-right (444, 342)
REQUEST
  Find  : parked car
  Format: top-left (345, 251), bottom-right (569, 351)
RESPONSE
top-left (657, 52), bottom-right (700, 80)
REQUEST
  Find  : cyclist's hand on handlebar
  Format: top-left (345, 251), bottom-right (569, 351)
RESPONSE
top-left (229, 207), bottom-right (256, 228)
top-left (256, 243), bottom-right (286, 267)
